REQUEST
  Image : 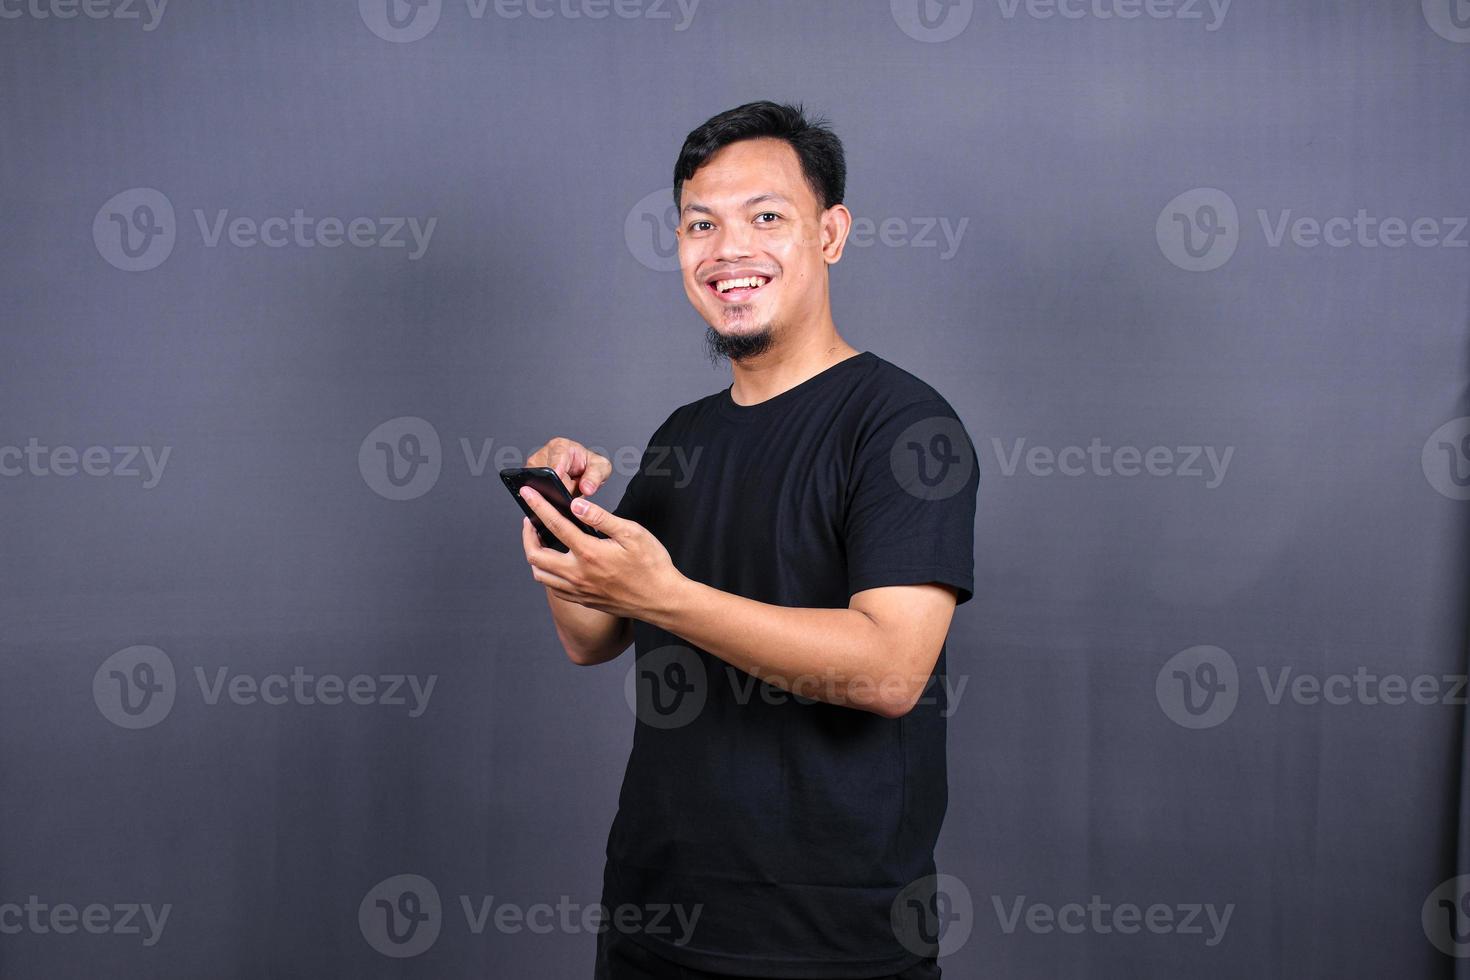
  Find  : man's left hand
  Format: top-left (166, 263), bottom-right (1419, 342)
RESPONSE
top-left (518, 486), bottom-right (683, 620)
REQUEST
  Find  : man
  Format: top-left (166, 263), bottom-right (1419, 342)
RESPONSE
top-left (517, 101), bottom-right (977, 979)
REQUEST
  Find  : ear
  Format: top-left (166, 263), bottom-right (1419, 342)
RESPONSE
top-left (820, 204), bottom-right (852, 265)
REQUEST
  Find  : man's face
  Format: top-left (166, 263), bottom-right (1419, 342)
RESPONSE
top-left (675, 137), bottom-right (841, 360)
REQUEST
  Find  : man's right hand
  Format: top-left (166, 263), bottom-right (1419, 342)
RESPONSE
top-left (524, 437), bottom-right (632, 666)
top-left (527, 437), bottom-right (613, 497)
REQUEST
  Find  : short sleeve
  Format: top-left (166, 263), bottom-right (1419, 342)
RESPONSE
top-left (613, 467), bottom-right (648, 524)
top-left (612, 410), bottom-right (679, 527)
top-left (842, 398), bottom-right (978, 605)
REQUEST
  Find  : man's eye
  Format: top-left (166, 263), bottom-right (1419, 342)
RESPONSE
top-left (755, 212), bottom-right (780, 223)
top-left (689, 220), bottom-right (713, 232)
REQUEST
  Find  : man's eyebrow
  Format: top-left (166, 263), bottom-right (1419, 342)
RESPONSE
top-left (681, 193), bottom-right (790, 216)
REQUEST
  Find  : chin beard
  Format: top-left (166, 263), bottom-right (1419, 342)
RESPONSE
top-left (705, 321), bottom-right (776, 364)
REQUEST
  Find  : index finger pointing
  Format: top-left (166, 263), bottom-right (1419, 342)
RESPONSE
top-left (518, 485), bottom-right (585, 552)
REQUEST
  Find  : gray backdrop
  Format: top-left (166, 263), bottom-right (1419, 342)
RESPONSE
top-left (3, 1), bottom-right (1469, 977)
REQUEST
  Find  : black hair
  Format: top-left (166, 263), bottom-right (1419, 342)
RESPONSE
top-left (673, 101), bottom-right (846, 213)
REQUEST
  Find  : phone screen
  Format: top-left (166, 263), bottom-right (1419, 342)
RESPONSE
top-left (499, 466), bottom-right (608, 552)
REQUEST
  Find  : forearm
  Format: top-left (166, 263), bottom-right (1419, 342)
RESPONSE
top-left (644, 578), bottom-right (914, 716)
top-left (546, 589), bottom-right (631, 665)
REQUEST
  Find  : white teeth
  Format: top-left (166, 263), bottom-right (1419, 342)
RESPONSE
top-left (714, 276), bottom-right (769, 293)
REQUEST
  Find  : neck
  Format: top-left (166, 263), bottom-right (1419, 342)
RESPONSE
top-left (727, 324), bottom-right (860, 407)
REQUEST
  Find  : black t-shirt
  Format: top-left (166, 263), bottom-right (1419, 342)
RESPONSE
top-left (602, 350), bottom-right (977, 978)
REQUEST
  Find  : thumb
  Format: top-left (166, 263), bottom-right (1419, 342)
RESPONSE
top-left (569, 495), bottom-right (633, 540)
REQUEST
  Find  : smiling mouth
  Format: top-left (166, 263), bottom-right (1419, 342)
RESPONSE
top-left (707, 275), bottom-right (771, 302)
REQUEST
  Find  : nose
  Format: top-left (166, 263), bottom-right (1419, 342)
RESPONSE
top-left (710, 220), bottom-right (757, 263)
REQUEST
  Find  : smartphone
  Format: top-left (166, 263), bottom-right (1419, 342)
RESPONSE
top-left (500, 466), bottom-right (609, 552)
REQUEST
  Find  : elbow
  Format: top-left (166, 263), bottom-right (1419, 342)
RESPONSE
top-left (562, 639), bottom-right (615, 667)
top-left (559, 622), bottom-right (632, 667)
top-left (869, 693), bottom-right (920, 720)
top-left (857, 652), bottom-right (940, 719)
top-left (861, 677), bottom-right (925, 720)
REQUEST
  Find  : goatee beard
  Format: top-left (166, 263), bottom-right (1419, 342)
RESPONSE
top-left (705, 321), bottom-right (776, 364)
